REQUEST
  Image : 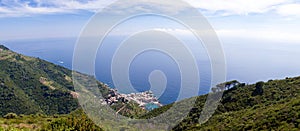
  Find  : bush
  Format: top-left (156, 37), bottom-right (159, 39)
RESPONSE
top-left (252, 81), bottom-right (264, 96)
top-left (42, 110), bottom-right (103, 131)
top-left (4, 113), bottom-right (18, 119)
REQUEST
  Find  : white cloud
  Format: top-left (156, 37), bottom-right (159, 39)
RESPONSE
top-left (186, 0), bottom-right (294, 16)
top-left (0, 0), bottom-right (115, 17)
top-left (0, 0), bottom-right (299, 17)
top-left (276, 4), bottom-right (300, 16)
top-left (51, 0), bottom-right (115, 11)
top-left (0, 0), bottom-right (187, 17)
top-left (153, 28), bottom-right (193, 36)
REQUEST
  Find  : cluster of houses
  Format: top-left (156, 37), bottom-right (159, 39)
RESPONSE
top-left (103, 87), bottom-right (162, 109)
top-left (104, 88), bottom-right (129, 105)
top-left (123, 91), bottom-right (162, 108)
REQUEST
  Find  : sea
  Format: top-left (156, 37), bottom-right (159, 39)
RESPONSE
top-left (2, 37), bottom-right (300, 105)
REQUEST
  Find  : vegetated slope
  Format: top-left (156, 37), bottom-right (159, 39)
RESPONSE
top-left (0, 45), bottom-right (79, 115)
top-left (141, 77), bottom-right (300, 130)
top-left (0, 109), bottom-right (103, 131)
top-left (0, 44), bottom-right (145, 117)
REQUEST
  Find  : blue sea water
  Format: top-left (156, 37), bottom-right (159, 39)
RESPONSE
top-left (2, 37), bottom-right (300, 104)
top-left (145, 103), bottom-right (160, 111)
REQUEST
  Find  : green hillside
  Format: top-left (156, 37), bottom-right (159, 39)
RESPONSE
top-left (0, 109), bottom-right (103, 131)
top-left (0, 45), bottom-right (143, 130)
top-left (141, 77), bottom-right (300, 130)
top-left (0, 45), bottom-right (78, 115)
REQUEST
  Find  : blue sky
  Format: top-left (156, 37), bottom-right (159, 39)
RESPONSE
top-left (1, 0), bottom-right (300, 83)
top-left (0, 0), bottom-right (299, 42)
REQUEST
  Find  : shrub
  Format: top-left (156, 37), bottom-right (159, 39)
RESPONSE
top-left (252, 81), bottom-right (264, 96)
top-left (4, 113), bottom-right (18, 119)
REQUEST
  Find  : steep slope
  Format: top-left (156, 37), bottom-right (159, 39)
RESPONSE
top-left (0, 44), bottom-right (146, 117)
top-left (0, 45), bottom-right (78, 115)
top-left (141, 77), bottom-right (300, 130)
top-left (191, 95), bottom-right (300, 130)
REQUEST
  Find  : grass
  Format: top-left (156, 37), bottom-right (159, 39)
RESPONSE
top-left (0, 114), bottom-right (66, 131)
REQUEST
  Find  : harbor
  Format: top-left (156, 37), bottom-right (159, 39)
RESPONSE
top-left (102, 86), bottom-right (162, 110)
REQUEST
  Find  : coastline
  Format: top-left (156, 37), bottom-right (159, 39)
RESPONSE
top-left (100, 83), bottom-right (162, 110)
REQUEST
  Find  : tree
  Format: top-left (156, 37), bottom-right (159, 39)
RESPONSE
top-left (0, 45), bottom-right (9, 50)
top-left (215, 80), bottom-right (241, 91)
top-left (252, 81), bottom-right (264, 96)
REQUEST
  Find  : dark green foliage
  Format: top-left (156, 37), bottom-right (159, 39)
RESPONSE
top-left (42, 110), bottom-right (103, 131)
top-left (0, 110), bottom-right (103, 131)
top-left (0, 45), bottom-right (9, 50)
top-left (0, 80), bottom-right (41, 115)
top-left (3, 113), bottom-right (18, 119)
top-left (252, 81), bottom-right (264, 96)
top-left (0, 45), bottom-right (78, 116)
top-left (193, 96), bottom-right (300, 130)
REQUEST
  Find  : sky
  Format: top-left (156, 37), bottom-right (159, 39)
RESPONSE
top-left (0, 0), bottom-right (300, 84)
top-left (0, 0), bottom-right (299, 42)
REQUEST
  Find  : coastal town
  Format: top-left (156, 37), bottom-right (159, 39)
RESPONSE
top-left (100, 83), bottom-right (162, 110)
